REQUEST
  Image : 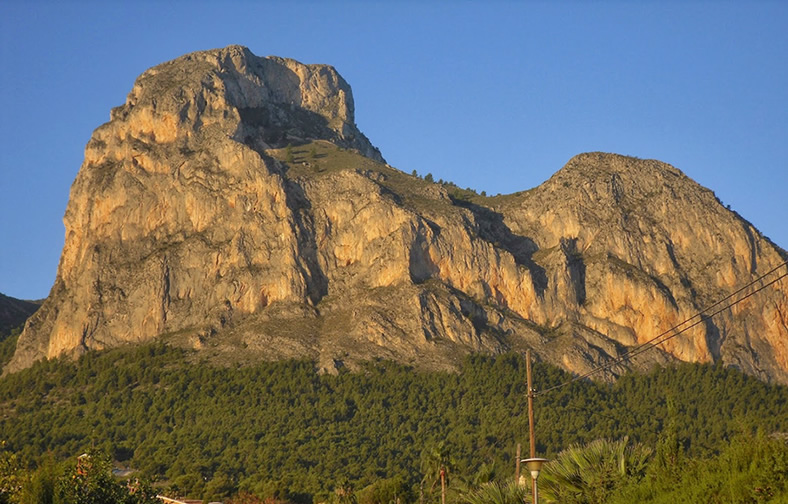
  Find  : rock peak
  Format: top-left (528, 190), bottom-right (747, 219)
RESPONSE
top-left (561, 152), bottom-right (685, 177)
top-left (112, 45), bottom-right (383, 161)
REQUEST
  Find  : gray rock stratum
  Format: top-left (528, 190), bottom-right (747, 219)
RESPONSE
top-left (6, 46), bottom-right (788, 383)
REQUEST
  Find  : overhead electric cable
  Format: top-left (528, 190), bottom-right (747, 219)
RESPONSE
top-left (534, 260), bottom-right (788, 397)
top-left (616, 261), bottom-right (788, 359)
top-left (621, 271), bottom-right (786, 362)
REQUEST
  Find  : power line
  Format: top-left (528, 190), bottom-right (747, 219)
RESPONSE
top-left (624, 271), bottom-right (786, 362)
top-left (619, 262), bottom-right (788, 361)
top-left (534, 260), bottom-right (788, 397)
top-left (537, 263), bottom-right (787, 396)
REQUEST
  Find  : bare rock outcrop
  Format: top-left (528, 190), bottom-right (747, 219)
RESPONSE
top-left (497, 153), bottom-right (788, 381)
top-left (6, 46), bottom-right (788, 384)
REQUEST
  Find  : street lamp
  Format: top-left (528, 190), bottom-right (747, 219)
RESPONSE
top-left (521, 458), bottom-right (548, 504)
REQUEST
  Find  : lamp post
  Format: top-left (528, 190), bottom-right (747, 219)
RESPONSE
top-left (521, 457), bottom-right (548, 504)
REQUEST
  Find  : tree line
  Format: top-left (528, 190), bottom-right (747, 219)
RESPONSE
top-left (0, 342), bottom-right (786, 502)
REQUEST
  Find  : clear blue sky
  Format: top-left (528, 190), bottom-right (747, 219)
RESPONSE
top-left (1, 1), bottom-right (786, 300)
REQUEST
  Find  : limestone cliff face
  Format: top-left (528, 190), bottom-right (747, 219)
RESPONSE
top-left (7, 45), bottom-right (380, 372)
top-left (7, 46), bottom-right (788, 384)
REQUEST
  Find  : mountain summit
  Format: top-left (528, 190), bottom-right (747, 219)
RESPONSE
top-left (6, 46), bottom-right (788, 383)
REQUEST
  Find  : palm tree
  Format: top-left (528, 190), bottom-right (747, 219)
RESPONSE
top-left (420, 441), bottom-right (456, 504)
top-left (462, 481), bottom-right (526, 504)
top-left (333, 478), bottom-right (357, 504)
top-left (538, 437), bottom-right (652, 504)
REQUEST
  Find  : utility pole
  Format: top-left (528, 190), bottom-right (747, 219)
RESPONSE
top-left (515, 443), bottom-right (521, 483)
top-left (527, 349), bottom-right (535, 460)
top-left (527, 350), bottom-right (536, 504)
top-left (522, 350), bottom-right (548, 504)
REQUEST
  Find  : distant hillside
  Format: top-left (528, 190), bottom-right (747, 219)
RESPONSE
top-left (0, 292), bottom-right (40, 337)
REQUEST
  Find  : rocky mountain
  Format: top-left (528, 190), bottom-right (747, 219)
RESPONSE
top-left (6, 46), bottom-right (788, 383)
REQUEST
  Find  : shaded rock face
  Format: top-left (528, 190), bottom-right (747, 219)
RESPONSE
top-left (6, 46), bottom-right (788, 384)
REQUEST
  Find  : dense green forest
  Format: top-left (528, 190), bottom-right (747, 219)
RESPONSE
top-left (0, 327), bottom-right (21, 371)
top-left (1, 341), bottom-right (787, 503)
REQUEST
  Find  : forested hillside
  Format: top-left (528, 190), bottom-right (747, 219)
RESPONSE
top-left (1, 342), bottom-right (786, 502)
top-left (0, 292), bottom-right (38, 369)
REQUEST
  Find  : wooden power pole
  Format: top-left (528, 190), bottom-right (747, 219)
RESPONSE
top-left (527, 350), bottom-right (536, 459)
top-left (525, 349), bottom-right (545, 504)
